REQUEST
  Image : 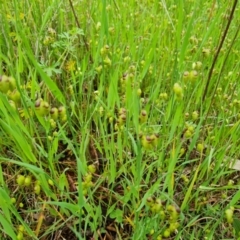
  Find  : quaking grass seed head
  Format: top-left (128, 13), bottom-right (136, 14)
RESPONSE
top-left (8, 89), bottom-right (21, 103)
top-left (189, 70), bottom-right (198, 82)
top-left (173, 83), bottom-right (183, 99)
top-left (8, 76), bottom-right (16, 90)
top-left (16, 175), bottom-right (25, 186)
top-left (139, 109), bottom-right (148, 124)
top-left (35, 99), bottom-right (50, 116)
top-left (192, 111), bottom-right (199, 120)
top-left (9, 100), bottom-right (16, 109)
top-left (183, 71), bottom-right (189, 81)
top-left (225, 208), bottom-right (234, 223)
top-left (196, 143), bottom-right (204, 152)
top-left (58, 106), bottom-right (66, 116)
top-left (50, 107), bottom-right (59, 120)
top-left (0, 75), bottom-right (10, 93)
top-left (24, 176), bottom-right (32, 187)
top-left (34, 184), bottom-right (41, 194)
top-left (202, 48), bottom-right (211, 57)
top-left (192, 61), bottom-right (202, 70)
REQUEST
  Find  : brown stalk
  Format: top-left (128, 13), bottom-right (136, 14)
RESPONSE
top-left (202, 0), bottom-right (238, 102)
top-left (68, 0), bottom-right (93, 63)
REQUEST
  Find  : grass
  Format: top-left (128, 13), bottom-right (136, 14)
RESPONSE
top-left (0, 0), bottom-right (240, 239)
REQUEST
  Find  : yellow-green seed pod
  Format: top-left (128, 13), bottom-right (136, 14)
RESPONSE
top-left (104, 44), bottom-right (110, 52)
top-left (50, 107), bottom-right (58, 120)
top-left (197, 143), bottom-right (204, 152)
top-left (24, 176), bottom-right (32, 187)
top-left (192, 61), bottom-right (202, 70)
top-left (124, 56), bottom-right (131, 63)
top-left (151, 133), bottom-right (159, 147)
top-left (167, 204), bottom-right (176, 212)
top-left (225, 208), bottom-right (234, 223)
top-left (16, 231), bottom-right (23, 240)
top-left (169, 223), bottom-right (176, 232)
top-left (141, 135), bottom-right (153, 150)
top-left (114, 123), bottom-right (119, 131)
top-left (128, 73), bottom-right (135, 80)
top-left (188, 70), bottom-right (198, 83)
top-left (109, 27), bottom-right (115, 35)
top-left (139, 110), bottom-right (148, 124)
top-left (163, 229), bottom-right (170, 238)
top-left (202, 48), bottom-right (211, 57)
top-left (16, 175), bottom-right (25, 186)
top-left (50, 107), bottom-right (59, 120)
top-left (169, 211), bottom-right (178, 221)
top-left (95, 65), bottom-right (102, 73)
top-left (18, 225), bottom-right (25, 232)
top-left (83, 189), bottom-right (88, 196)
top-left (49, 119), bottom-right (56, 128)
top-left (181, 174), bottom-right (189, 183)
top-left (154, 199), bottom-right (162, 212)
top-left (48, 179), bottom-right (54, 186)
top-left (150, 229), bottom-right (154, 235)
top-left (180, 148), bottom-right (186, 156)
top-left (137, 88), bottom-right (142, 96)
top-left (35, 99), bottom-right (49, 117)
top-left (96, 22), bottom-right (101, 30)
top-left (140, 60), bottom-right (145, 66)
top-left (185, 112), bottom-right (189, 119)
top-left (86, 180), bottom-right (93, 188)
top-left (103, 56), bottom-right (112, 66)
top-left (119, 108), bottom-right (126, 115)
top-left (184, 130), bottom-right (192, 138)
top-left (42, 101), bottom-right (50, 115)
top-left (53, 131), bottom-right (58, 137)
top-left (109, 116), bottom-right (113, 123)
top-left (8, 89), bottom-right (21, 103)
top-left (34, 184), bottom-right (41, 195)
top-left (118, 114), bottom-right (127, 125)
top-left (88, 164), bottom-right (96, 174)
top-left (146, 197), bottom-right (154, 206)
top-left (84, 173), bottom-right (92, 183)
top-left (188, 125), bottom-right (195, 133)
top-left (100, 47), bottom-right (106, 56)
top-left (222, 193), bottom-right (227, 199)
top-left (99, 106), bottom-right (104, 116)
top-left (169, 222), bottom-right (180, 232)
top-left (159, 210), bottom-right (165, 220)
top-left (8, 76), bottom-right (16, 90)
top-left (228, 180), bottom-right (234, 186)
top-left (0, 75), bottom-right (10, 93)
top-left (58, 106), bottom-right (66, 117)
top-left (173, 83), bottom-right (183, 99)
top-left (192, 111), bottom-right (199, 120)
top-left (82, 181), bottom-right (88, 189)
top-left (157, 235), bottom-right (162, 240)
top-left (189, 36), bottom-right (198, 44)
top-left (183, 71), bottom-right (189, 81)
top-left (19, 202), bottom-right (24, 208)
top-left (129, 65), bottom-right (136, 73)
top-left (159, 92), bottom-right (168, 100)
top-left (60, 114), bottom-right (67, 122)
top-left (9, 100), bottom-right (16, 110)
top-left (68, 85), bottom-right (74, 95)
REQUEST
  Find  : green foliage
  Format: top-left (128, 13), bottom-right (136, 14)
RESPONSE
top-left (0, 0), bottom-right (240, 239)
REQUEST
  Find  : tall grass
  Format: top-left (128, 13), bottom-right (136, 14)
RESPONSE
top-left (0, 0), bottom-right (240, 239)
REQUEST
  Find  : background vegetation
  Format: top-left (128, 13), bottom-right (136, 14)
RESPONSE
top-left (0, 0), bottom-right (240, 239)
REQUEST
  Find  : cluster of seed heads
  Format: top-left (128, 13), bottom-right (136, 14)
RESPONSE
top-left (146, 197), bottom-right (180, 239)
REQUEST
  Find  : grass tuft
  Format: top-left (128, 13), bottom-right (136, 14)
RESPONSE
top-left (0, 0), bottom-right (240, 239)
